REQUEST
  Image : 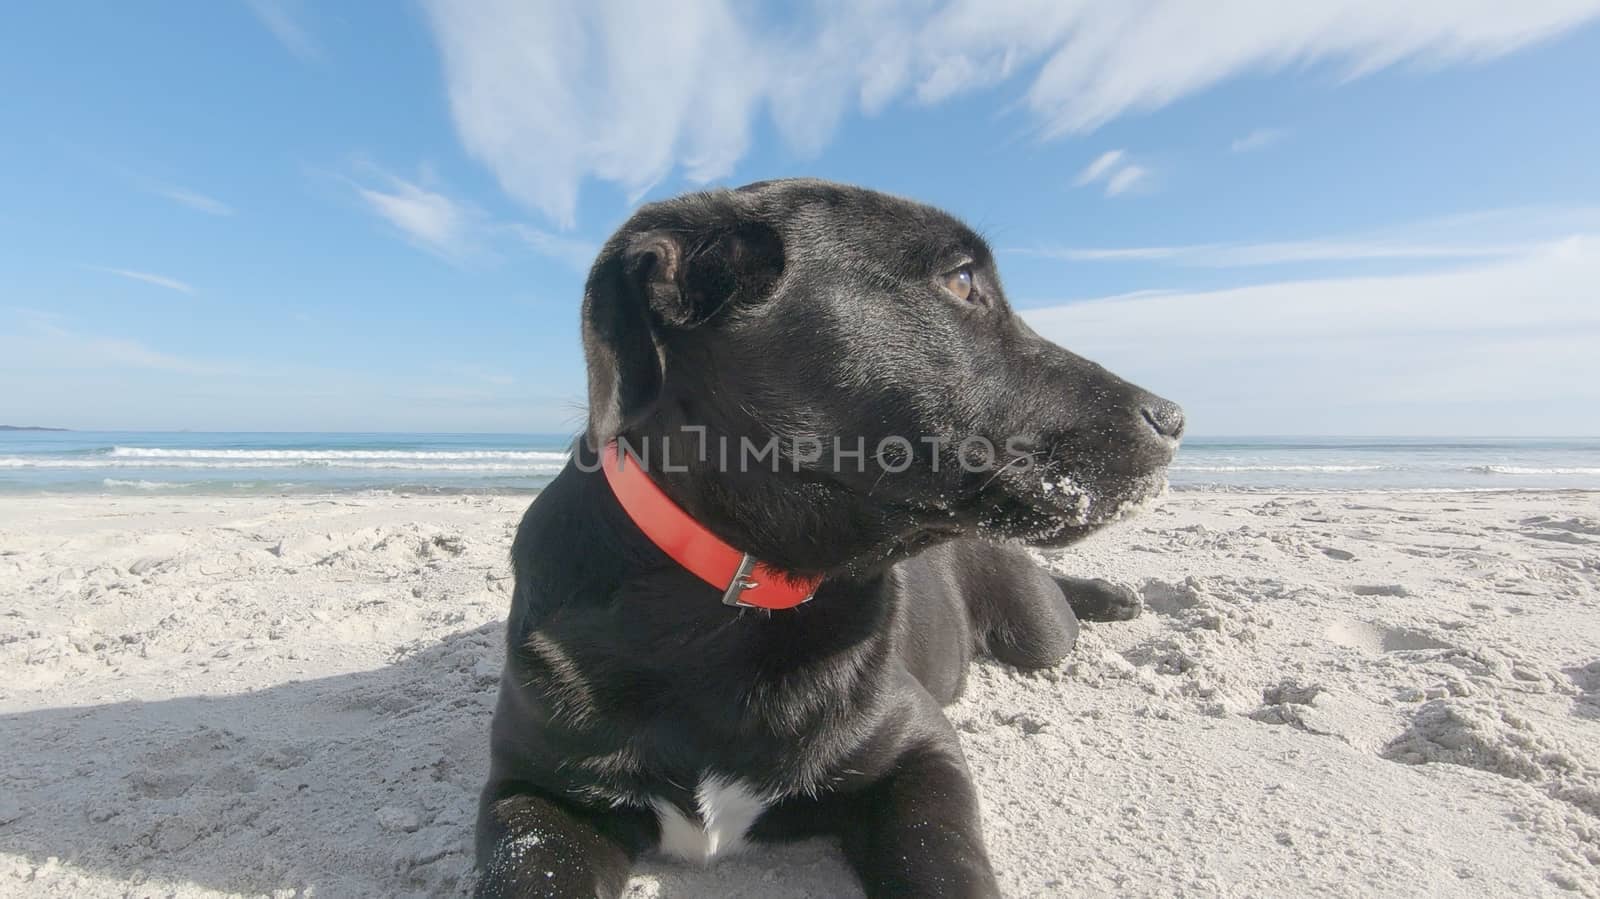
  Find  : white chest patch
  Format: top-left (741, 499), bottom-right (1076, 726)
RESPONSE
top-left (651, 775), bottom-right (769, 864)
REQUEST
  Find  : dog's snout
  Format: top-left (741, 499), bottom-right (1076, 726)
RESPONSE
top-left (1139, 398), bottom-right (1185, 443)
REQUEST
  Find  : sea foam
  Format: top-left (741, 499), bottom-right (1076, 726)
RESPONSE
top-left (107, 447), bottom-right (568, 462)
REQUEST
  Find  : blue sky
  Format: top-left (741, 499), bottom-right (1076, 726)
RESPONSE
top-left (3, 1), bottom-right (1599, 435)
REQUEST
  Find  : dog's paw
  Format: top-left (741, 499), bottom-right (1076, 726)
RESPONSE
top-left (1059, 577), bottom-right (1143, 622)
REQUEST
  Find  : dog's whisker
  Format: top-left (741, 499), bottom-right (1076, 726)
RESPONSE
top-left (868, 464), bottom-right (895, 496)
top-left (977, 450), bottom-right (1043, 494)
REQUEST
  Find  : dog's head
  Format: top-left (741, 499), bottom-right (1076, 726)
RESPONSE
top-left (582, 179), bottom-right (1182, 572)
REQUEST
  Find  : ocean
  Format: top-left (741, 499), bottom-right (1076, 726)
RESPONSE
top-left (2, 431), bottom-right (1598, 495)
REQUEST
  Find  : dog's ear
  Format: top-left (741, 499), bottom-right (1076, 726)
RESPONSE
top-left (581, 223), bottom-right (784, 450)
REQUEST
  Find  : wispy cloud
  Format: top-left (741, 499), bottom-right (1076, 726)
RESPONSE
top-left (505, 225), bottom-right (599, 272)
top-left (1025, 238), bottom-right (1527, 266)
top-left (0, 313), bottom-right (569, 430)
top-left (1074, 151), bottom-right (1125, 186)
top-left (1074, 150), bottom-right (1147, 197)
top-left (352, 167), bottom-right (598, 270)
top-left (1104, 165), bottom-right (1148, 197)
top-left (149, 184), bottom-right (233, 216)
top-left (0, 316), bottom-right (218, 376)
top-left (88, 266), bottom-right (196, 295)
top-left (71, 150), bottom-right (237, 216)
top-left (420, 0), bottom-right (1600, 224)
top-left (1023, 236), bottom-right (1600, 435)
top-left (1231, 127), bottom-right (1286, 153)
top-left (356, 175), bottom-right (473, 259)
top-left (247, 0), bottom-right (319, 61)
top-left (1012, 207), bottom-right (1600, 267)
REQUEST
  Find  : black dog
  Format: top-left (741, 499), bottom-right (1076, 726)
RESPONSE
top-left (476, 180), bottom-right (1182, 897)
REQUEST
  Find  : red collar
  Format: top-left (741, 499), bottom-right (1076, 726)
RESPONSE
top-left (601, 442), bottom-right (821, 610)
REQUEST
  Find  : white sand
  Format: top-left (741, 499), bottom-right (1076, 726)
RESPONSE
top-left (2, 490), bottom-right (1598, 897)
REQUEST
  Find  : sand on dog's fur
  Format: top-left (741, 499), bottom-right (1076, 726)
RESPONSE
top-left (1, 491), bottom-right (1598, 897)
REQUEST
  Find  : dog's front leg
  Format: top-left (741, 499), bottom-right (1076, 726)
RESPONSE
top-left (475, 782), bottom-right (649, 899)
top-left (838, 737), bottom-right (1001, 898)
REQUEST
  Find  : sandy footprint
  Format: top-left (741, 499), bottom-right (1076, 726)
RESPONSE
top-left (1324, 619), bottom-right (1451, 654)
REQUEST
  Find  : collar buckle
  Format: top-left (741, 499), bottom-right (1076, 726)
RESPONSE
top-left (721, 553), bottom-right (761, 607)
top-left (721, 553), bottom-right (816, 609)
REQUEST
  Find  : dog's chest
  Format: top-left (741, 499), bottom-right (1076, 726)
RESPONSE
top-left (649, 775), bottom-right (769, 864)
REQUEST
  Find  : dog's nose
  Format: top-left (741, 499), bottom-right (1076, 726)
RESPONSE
top-left (1139, 398), bottom-right (1185, 443)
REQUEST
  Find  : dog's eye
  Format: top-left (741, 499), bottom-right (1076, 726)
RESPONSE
top-left (942, 267), bottom-right (975, 303)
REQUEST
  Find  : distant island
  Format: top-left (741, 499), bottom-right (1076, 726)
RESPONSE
top-left (0, 425), bottom-right (69, 431)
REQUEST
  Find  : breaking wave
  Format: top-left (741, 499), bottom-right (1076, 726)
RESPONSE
top-left (101, 478), bottom-right (184, 490)
top-left (3, 455), bottom-right (569, 472)
top-left (1170, 464), bottom-right (1389, 473)
top-left (1468, 465), bottom-right (1600, 475)
top-left (107, 447), bottom-right (568, 463)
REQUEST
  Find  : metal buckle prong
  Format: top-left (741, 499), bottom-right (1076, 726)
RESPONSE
top-left (721, 553), bottom-right (760, 607)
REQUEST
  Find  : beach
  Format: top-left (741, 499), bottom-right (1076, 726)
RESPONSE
top-left (2, 489), bottom-right (1597, 897)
